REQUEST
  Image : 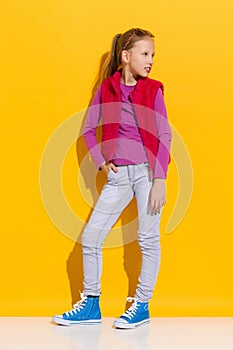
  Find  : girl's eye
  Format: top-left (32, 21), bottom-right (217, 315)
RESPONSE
top-left (143, 53), bottom-right (148, 56)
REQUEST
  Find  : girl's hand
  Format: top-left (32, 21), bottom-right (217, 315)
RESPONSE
top-left (150, 178), bottom-right (166, 212)
top-left (100, 161), bottom-right (118, 174)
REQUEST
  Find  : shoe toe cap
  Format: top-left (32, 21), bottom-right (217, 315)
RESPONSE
top-left (52, 315), bottom-right (63, 322)
top-left (114, 317), bottom-right (128, 324)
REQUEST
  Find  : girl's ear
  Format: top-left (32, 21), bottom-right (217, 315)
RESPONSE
top-left (121, 50), bottom-right (130, 64)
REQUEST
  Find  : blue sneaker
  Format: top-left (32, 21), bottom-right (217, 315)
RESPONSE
top-left (52, 292), bottom-right (101, 326)
top-left (114, 297), bottom-right (150, 329)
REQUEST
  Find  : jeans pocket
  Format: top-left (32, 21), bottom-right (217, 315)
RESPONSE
top-left (107, 168), bottom-right (115, 180)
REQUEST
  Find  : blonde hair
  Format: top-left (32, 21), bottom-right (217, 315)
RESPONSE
top-left (102, 28), bottom-right (154, 80)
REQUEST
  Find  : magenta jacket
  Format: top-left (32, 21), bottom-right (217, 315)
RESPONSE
top-left (83, 71), bottom-right (172, 179)
top-left (100, 69), bottom-right (170, 174)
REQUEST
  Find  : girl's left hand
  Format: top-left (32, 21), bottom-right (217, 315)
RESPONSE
top-left (149, 179), bottom-right (166, 212)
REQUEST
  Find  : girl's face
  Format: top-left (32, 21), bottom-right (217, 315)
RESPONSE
top-left (122, 37), bottom-right (155, 79)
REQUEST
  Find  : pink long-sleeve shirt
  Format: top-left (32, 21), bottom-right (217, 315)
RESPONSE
top-left (83, 81), bottom-right (172, 179)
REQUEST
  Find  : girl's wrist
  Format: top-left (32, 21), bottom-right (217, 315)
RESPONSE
top-left (153, 178), bottom-right (166, 182)
top-left (99, 161), bottom-right (106, 170)
top-left (152, 178), bottom-right (166, 187)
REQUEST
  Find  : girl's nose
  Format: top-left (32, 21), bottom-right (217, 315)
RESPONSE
top-left (148, 56), bottom-right (153, 64)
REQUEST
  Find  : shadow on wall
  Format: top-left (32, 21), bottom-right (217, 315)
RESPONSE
top-left (66, 51), bottom-right (142, 309)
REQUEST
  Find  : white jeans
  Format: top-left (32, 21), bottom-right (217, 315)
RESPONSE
top-left (82, 163), bottom-right (162, 302)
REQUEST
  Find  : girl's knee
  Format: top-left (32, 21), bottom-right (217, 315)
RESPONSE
top-left (138, 233), bottom-right (160, 250)
top-left (82, 228), bottom-right (104, 248)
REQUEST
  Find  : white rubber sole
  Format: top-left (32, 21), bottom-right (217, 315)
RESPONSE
top-left (113, 318), bottom-right (150, 329)
top-left (52, 316), bottom-right (101, 326)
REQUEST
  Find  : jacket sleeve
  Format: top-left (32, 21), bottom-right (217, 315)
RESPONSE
top-left (83, 85), bottom-right (105, 170)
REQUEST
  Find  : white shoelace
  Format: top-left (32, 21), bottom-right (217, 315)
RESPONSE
top-left (65, 292), bottom-right (87, 316)
top-left (121, 297), bottom-right (139, 320)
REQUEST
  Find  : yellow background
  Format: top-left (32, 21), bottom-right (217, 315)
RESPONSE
top-left (1, 1), bottom-right (233, 316)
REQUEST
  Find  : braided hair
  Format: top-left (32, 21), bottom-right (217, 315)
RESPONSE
top-left (102, 28), bottom-right (154, 80)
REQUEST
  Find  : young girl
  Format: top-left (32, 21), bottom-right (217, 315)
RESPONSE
top-left (52, 28), bottom-right (172, 329)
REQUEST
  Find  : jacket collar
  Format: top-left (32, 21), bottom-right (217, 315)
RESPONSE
top-left (110, 69), bottom-right (147, 102)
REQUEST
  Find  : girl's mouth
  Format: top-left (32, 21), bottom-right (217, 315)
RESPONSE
top-left (145, 67), bottom-right (151, 73)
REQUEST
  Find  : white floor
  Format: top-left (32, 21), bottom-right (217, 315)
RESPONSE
top-left (0, 317), bottom-right (232, 350)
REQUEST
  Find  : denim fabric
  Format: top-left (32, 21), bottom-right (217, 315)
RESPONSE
top-left (82, 163), bottom-right (162, 302)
